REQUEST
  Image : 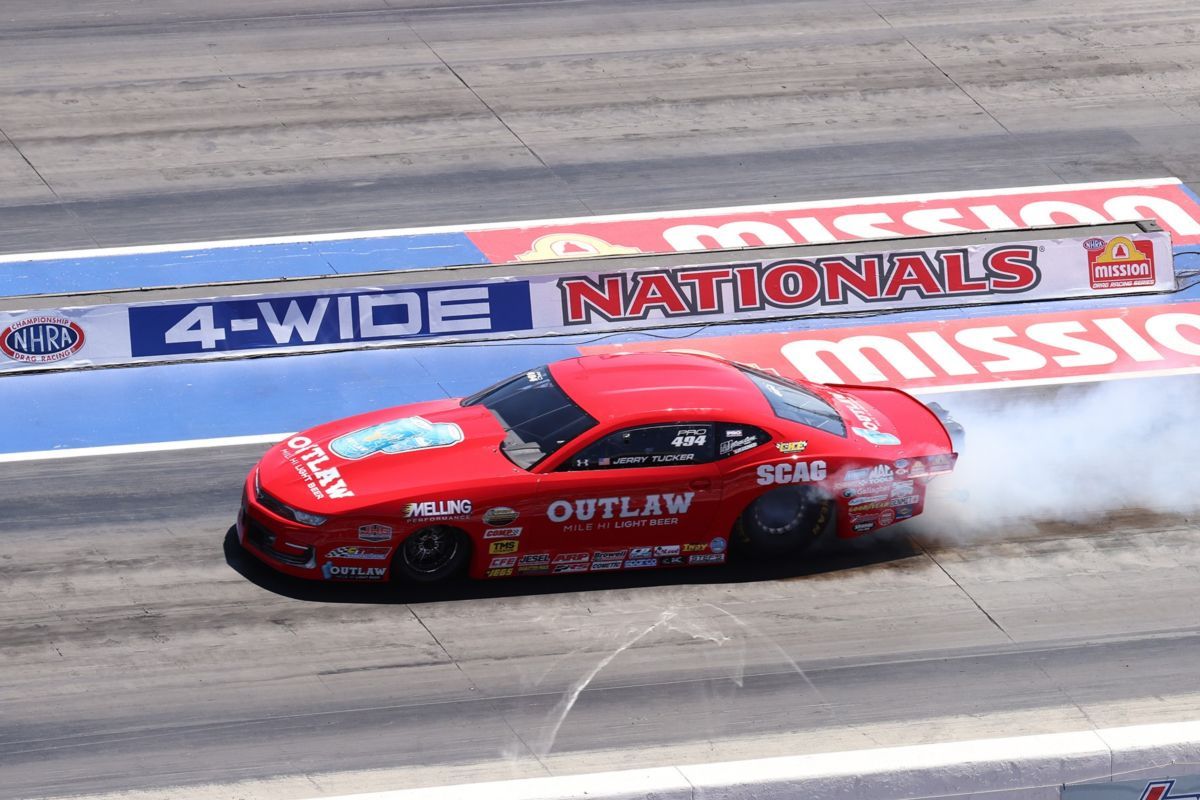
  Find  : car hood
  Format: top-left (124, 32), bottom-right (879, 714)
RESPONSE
top-left (257, 398), bottom-right (520, 512)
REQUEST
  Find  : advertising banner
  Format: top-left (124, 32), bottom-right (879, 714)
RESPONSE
top-left (0, 228), bottom-right (1178, 373)
top-left (1063, 775), bottom-right (1200, 798)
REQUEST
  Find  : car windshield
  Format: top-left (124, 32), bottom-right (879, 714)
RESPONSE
top-left (737, 365), bottom-right (847, 436)
top-left (462, 366), bottom-right (598, 469)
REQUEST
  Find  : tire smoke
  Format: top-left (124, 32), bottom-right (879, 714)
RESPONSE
top-left (915, 375), bottom-right (1200, 540)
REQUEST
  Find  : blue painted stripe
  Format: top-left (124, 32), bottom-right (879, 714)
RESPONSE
top-left (2, 281), bottom-right (1197, 455)
top-left (0, 232), bottom-right (488, 297)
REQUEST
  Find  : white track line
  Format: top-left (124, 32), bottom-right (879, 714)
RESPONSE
top-left (0, 432), bottom-right (292, 464)
top-left (0, 177), bottom-right (1181, 264)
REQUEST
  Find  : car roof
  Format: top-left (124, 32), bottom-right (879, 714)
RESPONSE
top-left (548, 352), bottom-right (774, 424)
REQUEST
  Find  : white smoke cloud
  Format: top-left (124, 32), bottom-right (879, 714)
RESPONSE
top-left (913, 376), bottom-right (1200, 542)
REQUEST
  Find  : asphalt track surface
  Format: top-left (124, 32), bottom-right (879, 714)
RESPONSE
top-left (4, 2), bottom-right (1200, 798)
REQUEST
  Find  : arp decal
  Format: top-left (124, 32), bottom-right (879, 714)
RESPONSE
top-left (332, 416), bottom-right (463, 460)
top-left (358, 523), bottom-right (393, 542)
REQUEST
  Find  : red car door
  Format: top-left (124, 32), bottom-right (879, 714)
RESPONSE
top-left (529, 422), bottom-right (722, 572)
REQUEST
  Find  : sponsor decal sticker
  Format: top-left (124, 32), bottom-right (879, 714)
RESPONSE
top-left (486, 568), bottom-right (513, 577)
top-left (547, 495), bottom-right (692, 531)
top-left (775, 440), bottom-right (808, 453)
top-left (322, 563), bottom-right (387, 580)
top-left (660, 556), bottom-right (685, 566)
top-left (891, 480), bottom-right (915, 497)
top-left (283, 436), bottom-right (355, 500)
top-left (404, 499), bottom-right (472, 519)
top-left (1086, 236), bottom-right (1156, 290)
top-left (358, 523), bottom-right (393, 542)
top-left (553, 552), bottom-right (590, 564)
top-left (330, 416), bottom-right (463, 460)
top-left (519, 553), bottom-right (551, 566)
top-left (878, 508), bottom-right (896, 527)
top-left (624, 558), bottom-right (658, 569)
top-left (482, 507), bottom-right (519, 526)
top-left (654, 545), bottom-right (681, 556)
top-left (0, 315), bottom-right (85, 364)
top-left (682, 543), bottom-right (707, 553)
top-left (326, 546), bottom-right (391, 560)
top-left (590, 560), bottom-right (623, 571)
top-left (483, 527), bottom-right (522, 539)
top-left (593, 549), bottom-right (627, 561)
top-left (710, 536), bottom-right (728, 554)
top-left (518, 563), bottom-right (549, 574)
top-left (720, 435), bottom-right (759, 455)
top-left (629, 547), bottom-right (653, 558)
top-left (689, 553), bottom-right (726, 565)
top-left (853, 427), bottom-right (902, 446)
top-left (488, 540), bottom-right (519, 555)
top-left (756, 460), bottom-right (827, 485)
top-left (489, 556), bottom-right (518, 569)
top-left (895, 505), bottom-right (915, 520)
top-left (553, 563), bottom-right (588, 574)
top-left (849, 494), bottom-right (889, 507)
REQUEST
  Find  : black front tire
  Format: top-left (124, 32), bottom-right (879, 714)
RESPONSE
top-left (394, 525), bottom-right (470, 584)
top-left (736, 486), bottom-right (833, 557)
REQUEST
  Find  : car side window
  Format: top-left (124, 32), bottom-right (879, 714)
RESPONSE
top-left (562, 423), bottom-right (715, 471)
top-left (716, 424), bottom-right (771, 458)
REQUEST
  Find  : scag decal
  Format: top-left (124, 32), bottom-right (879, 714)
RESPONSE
top-left (756, 460), bottom-right (827, 485)
top-left (331, 416), bottom-right (463, 460)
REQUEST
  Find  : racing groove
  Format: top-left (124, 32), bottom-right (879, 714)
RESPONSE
top-left (2, 400), bottom-right (1200, 798)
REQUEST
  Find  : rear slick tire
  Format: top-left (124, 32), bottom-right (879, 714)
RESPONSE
top-left (737, 486), bottom-right (833, 557)
top-left (394, 525), bottom-right (470, 584)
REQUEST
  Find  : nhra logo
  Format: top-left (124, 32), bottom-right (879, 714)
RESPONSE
top-left (0, 315), bottom-right (85, 363)
top-left (1086, 235), bottom-right (1155, 290)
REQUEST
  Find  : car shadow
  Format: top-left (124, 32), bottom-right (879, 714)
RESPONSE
top-left (223, 526), bottom-right (924, 605)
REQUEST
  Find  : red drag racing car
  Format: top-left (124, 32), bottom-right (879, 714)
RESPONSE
top-left (237, 352), bottom-right (960, 584)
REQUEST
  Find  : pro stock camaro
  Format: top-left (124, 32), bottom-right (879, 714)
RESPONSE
top-left (237, 352), bottom-right (961, 584)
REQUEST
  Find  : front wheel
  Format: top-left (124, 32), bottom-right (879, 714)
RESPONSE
top-left (394, 525), bottom-right (470, 583)
top-left (736, 486), bottom-right (833, 557)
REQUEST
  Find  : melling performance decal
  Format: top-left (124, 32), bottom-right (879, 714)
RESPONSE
top-left (0, 315), bottom-right (85, 364)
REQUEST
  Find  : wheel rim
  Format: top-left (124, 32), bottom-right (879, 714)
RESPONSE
top-left (402, 527), bottom-right (460, 574)
top-left (752, 490), bottom-right (809, 535)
